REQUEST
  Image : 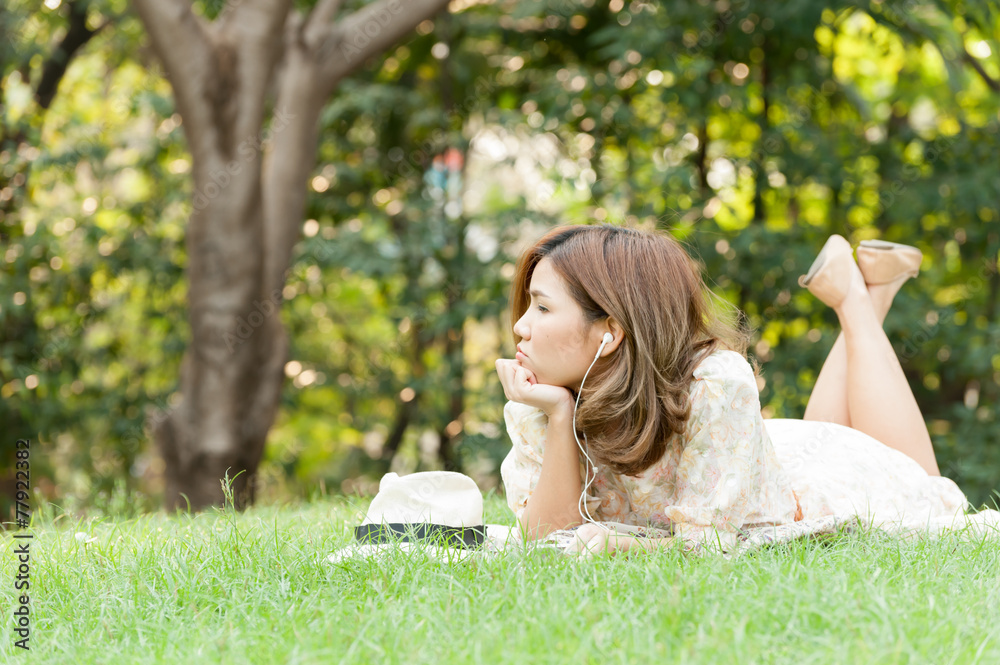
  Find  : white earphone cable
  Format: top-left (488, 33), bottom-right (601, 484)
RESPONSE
top-left (573, 334), bottom-right (611, 526)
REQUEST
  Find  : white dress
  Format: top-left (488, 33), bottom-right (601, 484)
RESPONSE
top-left (500, 349), bottom-right (970, 549)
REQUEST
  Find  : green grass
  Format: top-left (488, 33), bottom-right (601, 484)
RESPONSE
top-left (2, 493), bottom-right (998, 664)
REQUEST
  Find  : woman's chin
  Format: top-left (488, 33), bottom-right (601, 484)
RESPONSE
top-left (526, 369), bottom-right (550, 385)
top-left (516, 365), bottom-right (573, 390)
top-left (533, 373), bottom-right (574, 391)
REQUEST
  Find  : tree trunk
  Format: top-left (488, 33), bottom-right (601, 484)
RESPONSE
top-left (752, 36), bottom-right (769, 225)
top-left (695, 117), bottom-right (709, 196)
top-left (132, 0), bottom-right (452, 511)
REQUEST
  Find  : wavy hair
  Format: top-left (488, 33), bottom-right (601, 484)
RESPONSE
top-left (509, 224), bottom-right (756, 476)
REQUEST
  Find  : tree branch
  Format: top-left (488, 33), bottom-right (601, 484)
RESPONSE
top-left (260, 0), bottom-right (451, 300)
top-left (876, 6), bottom-right (1000, 95)
top-left (133, 0), bottom-right (293, 160)
top-left (962, 48), bottom-right (1000, 93)
top-left (317, 0), bottom-right (451, 94)
top-left (261, 58), bottom-right (325, 295)
top-left (303, 0), bottom-right (345, 51)
top-left (131, 0), bottom-right (216, 160)
top-left (218, 0), bottom-right (295, 149)
top-left (35, 0), bottom-right (108, 109)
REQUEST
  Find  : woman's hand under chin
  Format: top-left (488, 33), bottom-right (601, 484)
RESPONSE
top-left (495, 358), bottom-right (574, 416)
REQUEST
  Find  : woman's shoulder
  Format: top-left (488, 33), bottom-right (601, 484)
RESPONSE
top-left (691, 348), bottom-right (755, 386)
top-left (686, 349), bottom-right (760, 418)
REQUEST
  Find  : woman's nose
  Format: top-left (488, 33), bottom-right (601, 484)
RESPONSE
top-left (513, 312), bottom-right (530, 339)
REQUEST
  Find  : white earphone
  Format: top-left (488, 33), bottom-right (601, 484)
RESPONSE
top-left (573, 331), bottom-right (615, 525)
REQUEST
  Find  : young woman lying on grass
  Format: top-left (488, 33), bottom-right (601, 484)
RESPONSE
top-left (495, 225), bottom-right (968, 556)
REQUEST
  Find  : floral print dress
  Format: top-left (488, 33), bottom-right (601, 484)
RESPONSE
top-left (500, 349), bottom-right (970, 549)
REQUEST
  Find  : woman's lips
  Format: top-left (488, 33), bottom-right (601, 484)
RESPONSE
top-left (516, 345), bottom-right (528, 362)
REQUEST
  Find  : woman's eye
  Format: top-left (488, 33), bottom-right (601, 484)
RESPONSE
top-left (537, 305), bottom-right (548, 313)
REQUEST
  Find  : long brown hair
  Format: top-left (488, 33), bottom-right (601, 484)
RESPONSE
top-left (509, 224), bottom-right (755, 476)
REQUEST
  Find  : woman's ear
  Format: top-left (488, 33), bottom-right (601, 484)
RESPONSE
top-left (600, 318), bottom-right (625, 357)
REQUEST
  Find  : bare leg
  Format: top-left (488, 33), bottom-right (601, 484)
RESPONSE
top-left (802, 280), bottom-right (903, 427)
top-left (802, 333), bottom-right (851, 426)
top-left (832, 271), bottom-right (940, 475)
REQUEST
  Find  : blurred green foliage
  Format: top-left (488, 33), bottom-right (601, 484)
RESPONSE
top-left (1, 0), bottom-right (998, 515)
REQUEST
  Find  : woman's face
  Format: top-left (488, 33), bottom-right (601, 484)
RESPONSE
top-left (512, 257), bottom-right (606, 391)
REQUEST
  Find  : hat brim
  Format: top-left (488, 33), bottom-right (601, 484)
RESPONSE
top-left (328, 541), bottom-right (477, 564)
top-left (328, 524), bottom-right (518, 563)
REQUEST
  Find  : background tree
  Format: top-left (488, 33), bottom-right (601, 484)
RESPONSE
top-left (128, 0), bottom-right (452, 510)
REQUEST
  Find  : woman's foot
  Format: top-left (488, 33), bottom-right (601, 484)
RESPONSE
top-left (856, 240), bottom-right (923, 284)
top-left (798, 235), bottom-right (868, 310)
top-left (856, 240), bottom-right (923, 323)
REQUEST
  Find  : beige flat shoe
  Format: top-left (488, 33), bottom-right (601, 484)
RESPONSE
top-left (798, 234), bottom-right (861, 309)
top-left (855, 239), bottom-right (923, 286)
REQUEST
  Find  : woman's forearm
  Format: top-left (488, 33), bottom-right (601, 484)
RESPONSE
top-left (521, 406), bottom-right (584, 539)
top-left (567, 528), bottom-right (676, 556)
